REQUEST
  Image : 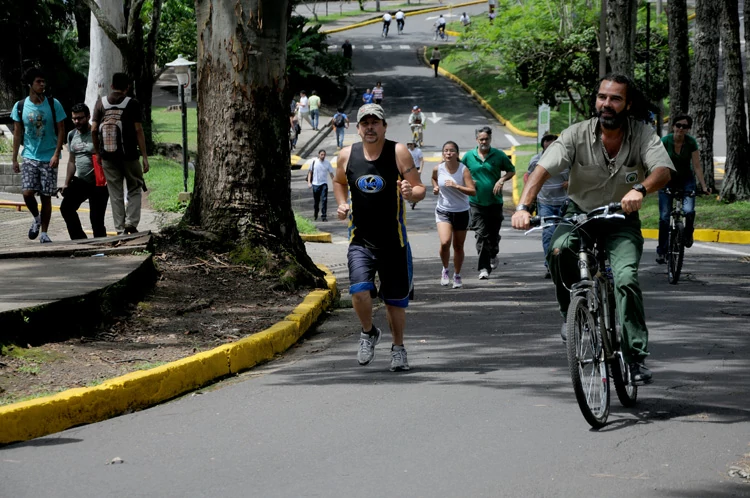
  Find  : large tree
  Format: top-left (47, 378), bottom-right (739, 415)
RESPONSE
top-left (186, 0), bottom-right (324, 282)
top-left (83, 0), bottom-right (164, 152)
top-left (718, 0), bottom-right (750, 201)
top-left (689, 0), bottom-right (720, 191)
top-left (84, 0), bottom-right (124, 112)
top-left (666, 0), bottom-right (690, 124)
top-left (607, 0), bottom-right (638, 77)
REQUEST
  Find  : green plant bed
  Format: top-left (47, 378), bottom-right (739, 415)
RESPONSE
top-left (146, 156), bottom-right (195, 213)
top-left (639, 195), bottom-right (750, 231)
top-left (295, 213), bottom-right (320, 235)
top-left (152, 106), bottom-right (198, 154)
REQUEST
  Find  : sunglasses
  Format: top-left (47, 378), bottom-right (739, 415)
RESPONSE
top-left (674, 123), bottom-right (691, 129)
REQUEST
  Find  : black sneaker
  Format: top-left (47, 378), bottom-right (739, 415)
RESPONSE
top-left (544, 270), bottom-right (551, 279)
top-left (684, 235), bottom-right (694, 248)
top-left (560, 322), bottom-right (567, 342)
top-left (655, 255), bottom-right (666, 265)
top-left (629, 362), bottom-right (653, 385)
top-left (123, 226), bottom-right (138, 235)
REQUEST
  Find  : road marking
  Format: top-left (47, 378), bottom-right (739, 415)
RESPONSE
top-left (399, 45), bottom-right (410, 49)
top-left (426, 14), bottom-right (457, 20)
top-left (363, 45), bottom-right (374, 49)
top-left (696, 243), bottom-right (750, 256)
top-left (505, 134), bottom-right (520, 146)
top-left (382, 45), bottom-right (393, 49)
top-left (427, 112), bottom-right (442, 124)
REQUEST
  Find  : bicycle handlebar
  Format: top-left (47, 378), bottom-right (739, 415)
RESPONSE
top-left (527, 202), bottom-right (623, 232)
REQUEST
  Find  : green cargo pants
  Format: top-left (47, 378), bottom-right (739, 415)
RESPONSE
top-left (546, 213), bottom-right (649, 363)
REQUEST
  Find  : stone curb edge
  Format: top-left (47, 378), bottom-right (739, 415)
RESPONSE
top-left (321, 0), bottom-right (486, 34)
top-left (419, 47), bottom-right (536, 138)
top-left (641, 228), bottom-right (750, 245)
top-left (0, 265), bottom-right (338, 445)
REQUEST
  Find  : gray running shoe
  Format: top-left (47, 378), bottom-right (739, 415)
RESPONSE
top-left (357, 326), bottom-right (381, 365)
top-left (28, 220), bottom-right (41, 240)
top-left (390, 345), bottom-right (410, 371)
top-left (39, 233), bottom-right (52, 244)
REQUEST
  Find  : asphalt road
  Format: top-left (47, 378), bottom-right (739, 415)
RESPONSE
top-left (2, 9), bottom-right (750, 497)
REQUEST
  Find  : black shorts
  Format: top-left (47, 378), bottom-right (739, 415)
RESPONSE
top-left (435, 209), bottom-right (470, 231)
top-left (347, 243), bottom-right (413, 308)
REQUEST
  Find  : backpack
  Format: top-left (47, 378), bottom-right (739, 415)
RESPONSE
top-left (333, 113), bottom-right (346, 128)
top-left (100, 96), bottom-right (131, 156)
top-left (15, 96), bottom-right (57, 133)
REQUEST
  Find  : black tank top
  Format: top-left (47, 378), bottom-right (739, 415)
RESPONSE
top-left (346, 139), bottom-right (407, 249)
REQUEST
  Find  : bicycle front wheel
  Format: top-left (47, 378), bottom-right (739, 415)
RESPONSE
top-left (667, 221), bottom-right (685, 284)
top-left (566, 295), bottom-right (610, 429)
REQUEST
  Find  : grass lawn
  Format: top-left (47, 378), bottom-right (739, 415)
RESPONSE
top-left (152, 106), bottom-right (198, 154)
top-left (306, 3), bottom-right (413, 24)
top-left (146, 156), bottom-right (195, 213)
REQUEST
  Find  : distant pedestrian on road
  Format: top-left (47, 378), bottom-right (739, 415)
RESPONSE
top-left (330, 107), bottom-right (350, 150)
top-left (430, 47), bottom-right (442, 77)
top-left (296, 91), bottom-right (312, 129)
top-left (10, 67), bottom-right (66, 244)
top-left (362, 88), bottom-right (374, 104)
top-left (308, 90), bottom-right (321, 130)
top-left (526, 133), bottom-right (567, 279)
top-left (407, 141), bottom-right (424, 209)
top-left (432, 141), bottom-right (476, 289)
top-left (372, 82), bottom-right (384, 105)
top-left (333, 104), bottom-right (426, 372)
top-left (61, 103), bottom-right (109, 240)
top-left (341, 39), bottom-right (353, 69)
top-left (289, 111), bottom-right (300, 151)
top-left (463, 126), bottom-right (516, 280)
top-left (307, 150), bottom-right (335, 222)
top-left (460, 12), bottom-right (471, 28)
top-left (92, 72), bottom-right (150, 235)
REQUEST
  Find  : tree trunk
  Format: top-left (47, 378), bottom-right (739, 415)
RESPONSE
top-left (606, 0), bottom-right (637, 77)
top-left (744, 0), bottom-right (750, 110)
top-left (719, 0), bottom-right (750, 201)
top-left (666, 0), bottom-right (690, 124)
top-left (84, 0), bottom-right (124, 112)
top-left (188, 0), bottom-right (324, 282)
top-left (689, 0), bottom-right (720, 191)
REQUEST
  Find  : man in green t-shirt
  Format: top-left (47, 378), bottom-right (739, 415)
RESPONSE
top-left (308, 91), bottom-right (321, 131)
top-left (462, 126), bottom-right (515, 279)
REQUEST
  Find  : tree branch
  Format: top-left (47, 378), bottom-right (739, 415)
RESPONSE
top-left (82, 0), bottom-right (128, 51)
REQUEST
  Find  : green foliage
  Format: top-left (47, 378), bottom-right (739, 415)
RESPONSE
top-left (294, 213), bottom-right (319, 234)
top-left (633, 6), bottom-right (670, 104)
top-left (155, 0), bottom-right (197, 67)
top-left (144, 156), bottom-right (195, 212)
top-left (1, 345), bottom-right (63, 363)
top-left (287, 15), bottom-right (348, 84)
top-left (152, 106), bottom-right (198, 153)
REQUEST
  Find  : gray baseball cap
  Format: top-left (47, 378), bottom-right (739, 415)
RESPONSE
top-left (357, 104), bottom-right (385, 123)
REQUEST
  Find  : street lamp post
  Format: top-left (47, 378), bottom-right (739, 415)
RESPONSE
top-left (166, 55), bottom-right (196, 194)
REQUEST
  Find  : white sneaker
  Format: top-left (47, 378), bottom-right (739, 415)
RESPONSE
top-left (478, 269), bottom-right (489, 280)
top-left (490, 257), bottom-right (498, 269)
top-left (440, 268), bottom-right (450, 286)
top-left (39, 233), bottom-right (52, 244)
top-left (390, 345), bottom-right (410, 371)
top-left (357, 326), bottom-right (382, 365)
top-left (452, 274), bottom-right (463, 288)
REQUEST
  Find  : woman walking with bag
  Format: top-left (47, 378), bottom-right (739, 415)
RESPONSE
top-left (430, 47), bottom-right (441, 77)
top-left (432, 141), bottom-right (476, 288)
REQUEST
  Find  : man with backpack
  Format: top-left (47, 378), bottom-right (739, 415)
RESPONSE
top-left (61, 103), bottom-right (110, 240)
top-left (330, 107), bottom-right (349, 150)
top-left (11, 67), bottom-right (67, 244)
top-left (91, 72), bottom-right (150, 235)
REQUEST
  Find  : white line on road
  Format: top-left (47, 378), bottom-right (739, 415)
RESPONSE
top-left (505, 134), bottom-right (520, 147)
top-left (382, 45), bottom-right (392, 49)
top-left (695, 243), bottom-right (750, 256)
top-left (399, 45), bottom-right (410, 49)
top-left (363, 45), bottom-right (374, 49)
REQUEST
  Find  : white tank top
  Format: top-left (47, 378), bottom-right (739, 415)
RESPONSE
top-left (436, 162), bottom-right (470, 213)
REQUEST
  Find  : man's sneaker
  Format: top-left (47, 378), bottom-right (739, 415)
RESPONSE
top-left (629, 362), bottom-right (653, 385)
top-left (390, 345), bottom-right (410, 371)
top-left (490, 256), bottom-right (498, 269)
top-left (452, 274), bottom-right (463, 288)
top-left (28, 220), bottom-right (41, 240)
top-left (357, 326), bottom-right (382, 365)
top-left (440, 268), bottom-right (450, 286)
top-left (560, 322), bottom-right (567, 342)
top-left (685, 234), bottom-right (694, 248)
top-left (478, 269), bottom-right (489, 280)
top-left (39, 233), bottom-right (52, 244)
top-left (123, 226), bottom-right (138, 235)
top-left (655, 255), bottom-right (666, 265)
top-left (544, 269), bottom-right (552, 279)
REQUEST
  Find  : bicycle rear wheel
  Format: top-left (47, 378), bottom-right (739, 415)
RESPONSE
top-left (667, 221), bottom-right (685, 284)
top-left (610, 327), bottom-right (637, 407)
top-left (566, 295), bottom-right (610, 429)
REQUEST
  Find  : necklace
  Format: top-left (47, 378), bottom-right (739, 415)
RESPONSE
top-left (600, 134), bottom-right (621, 175)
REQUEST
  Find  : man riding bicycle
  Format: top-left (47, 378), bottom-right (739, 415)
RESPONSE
top-left (408, 106), bottom-right (425, 146)
top-left (382, 12), bottom-right (392, 37)
top-left (434, 15), bottom-right (447, 38)
top-left (511, 73), bottom-right (674, 385)
top-left (395, 9), bottom-right (405, 33)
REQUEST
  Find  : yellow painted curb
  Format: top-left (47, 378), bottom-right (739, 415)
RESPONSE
top-left (301, 232), bottom-right (333, 243)
top-left (321, 0), bottom-right (485, 34)
top-left (0, 265), bottom-right (339, 445)
top-left (421, 48), bottom-right (537, 138)
top-left (641, 228), bottom-right (750, 245)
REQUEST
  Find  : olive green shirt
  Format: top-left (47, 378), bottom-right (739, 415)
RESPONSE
top-left (538, 117), bottom-right (674, 212)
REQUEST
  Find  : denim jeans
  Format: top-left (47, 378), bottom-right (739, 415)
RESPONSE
top-left (335, 127), bottom-right (345, 148)
top-left (310, 109), bottom-right (319, 129)
top-left (657, 179), bottom-right (696, 255)
top-left (312, 183), bottom-right (328, 220)
top-left (537, 202), bottom-right (564, 267)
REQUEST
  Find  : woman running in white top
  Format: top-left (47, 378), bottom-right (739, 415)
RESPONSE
top-left (432, 141), bottom-right (476, 288)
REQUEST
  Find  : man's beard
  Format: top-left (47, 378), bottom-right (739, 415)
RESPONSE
top-left (597, 107), bottom-right (627, 129)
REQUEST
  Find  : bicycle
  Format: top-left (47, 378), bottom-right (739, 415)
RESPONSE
top-left (397, 18), bottom-right (405, 34)
top-left (663, 188), bottom-right (698, 285)
top-left (382, 22), bottom-right (390, 38)
top-left (410, 123), bottom-right (423, 147)
top-left (433, 25), bottom-right (447, 41)
top-left (527, 203), bottom-right (638, 429)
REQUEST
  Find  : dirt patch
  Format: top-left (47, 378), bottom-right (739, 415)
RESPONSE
top-left (0, 235), bottom-right (315, 405)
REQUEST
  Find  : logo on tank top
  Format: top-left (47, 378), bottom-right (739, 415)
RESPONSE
top-left (355, 174), bottom-right (386, 193)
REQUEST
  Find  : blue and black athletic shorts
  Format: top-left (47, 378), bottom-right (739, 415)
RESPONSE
top-left (347, 243), bottom-right (413, 308)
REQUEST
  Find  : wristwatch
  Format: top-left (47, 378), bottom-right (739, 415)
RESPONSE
top-left (515, 204), bottom-right (531, 212)
top-left (631, 183), bottom-right (647, 197)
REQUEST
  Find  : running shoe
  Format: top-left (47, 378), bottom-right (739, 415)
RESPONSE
top-left (39, 233), bottom-right (52, 244)
top-left (655, 255), bottom-right (666, 265)
top-left (490, 256), bottom-right (498, 269)
top-left (478, 269), bottom-right (489, 280)
top-left (390, 345), bottom-right (410, 371)
top-left (357, 326), bottom-right (382, 365)
top-left (452, 274), bottom-right (463, 288)
top-left (440, 268), bottom-right (450, 286)
top-left (629, 362), bottom-right (653, 384)
top-left (28, 220), bottom-right (41, 240)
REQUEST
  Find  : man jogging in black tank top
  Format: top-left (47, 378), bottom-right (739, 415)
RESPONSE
top-left (333, 104), bottom-right (426, 371)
